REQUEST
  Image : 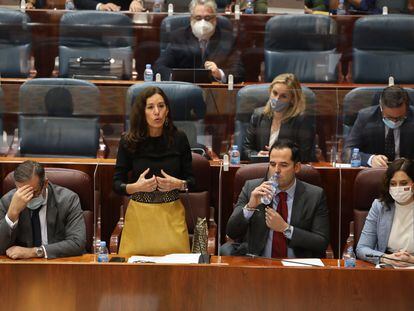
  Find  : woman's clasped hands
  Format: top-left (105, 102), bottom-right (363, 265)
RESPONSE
top-left (131, 168), bottom-right (182, 192)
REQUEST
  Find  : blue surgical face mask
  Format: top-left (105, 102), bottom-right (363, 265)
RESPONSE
top-left (27, 194), bottom-right (45, 210)
top-left (269, 98), bottom-right (290, 112)
top-left (382, 117), bottom-right (404, 129)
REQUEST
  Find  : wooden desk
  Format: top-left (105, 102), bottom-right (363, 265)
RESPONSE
top-left (0, 255), bottom-right (412, 310)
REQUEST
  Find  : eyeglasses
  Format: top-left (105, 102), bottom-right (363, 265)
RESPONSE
top-left (191, 15), bottom-right (216, 22)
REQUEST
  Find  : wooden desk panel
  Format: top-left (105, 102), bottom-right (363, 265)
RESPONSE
top-left (0, 255), bottom-right (412, 311)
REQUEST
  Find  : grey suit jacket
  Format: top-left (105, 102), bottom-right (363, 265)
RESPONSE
top-left (0, 183), bottom-right (86, 259)
top-left (356, 199), bottom-right (395, 264)
top-left (226, 178), bottom-right (330, 258)
top-left (344, 105), bottom-right (414, 165)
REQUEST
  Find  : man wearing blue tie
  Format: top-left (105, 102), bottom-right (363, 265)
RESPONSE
top-left (222, 139), bottom-right (329, 258)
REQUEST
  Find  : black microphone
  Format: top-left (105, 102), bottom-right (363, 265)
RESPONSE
top-left (366, 253), bottom-right (413, 265)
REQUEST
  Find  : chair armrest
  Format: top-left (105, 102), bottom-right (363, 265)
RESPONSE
top-left (109, 204), bottom-right (125, 254)
top-left (325, 244), bottom-right (334, 259)
top-left (109, 222), bottom-right (124, 254)
top-left (207, 223), bottom-right (217, 255)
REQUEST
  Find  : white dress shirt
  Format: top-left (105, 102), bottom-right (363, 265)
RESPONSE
top-left (5, 189), bottom-right (49, 257)
top-left (243, 179), bottom-right (297, 258)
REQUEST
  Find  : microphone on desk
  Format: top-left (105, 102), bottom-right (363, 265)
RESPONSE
top-left (366, 254), bottom-right (413, 265)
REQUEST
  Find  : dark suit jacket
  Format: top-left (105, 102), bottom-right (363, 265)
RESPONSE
top-left (0, 183), bottom-right (86, 259)
top-left (154, 24), bottom-right (245, 83)
top-left (242, 107), bottom-right (317, 162)
top-left (74, 0), bottom-right (132, 10)
top-left (344, 105), bottom-right (414, 165)
top-left (226, 178), bottom-right (330, 258)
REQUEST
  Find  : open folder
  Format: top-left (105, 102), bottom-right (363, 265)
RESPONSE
top-left (128, 253), bottom-right (204, 264)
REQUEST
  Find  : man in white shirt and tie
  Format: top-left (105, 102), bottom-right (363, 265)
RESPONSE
top-left (154, 0), bottom-right (245, 83)
top-left (222, 139), bottom-right (330, 258)
top-left (0, 161), bottom-right (86, 259)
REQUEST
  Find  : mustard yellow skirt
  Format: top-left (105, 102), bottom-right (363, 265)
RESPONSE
top-left (118, 199), bottom-right (190, 256)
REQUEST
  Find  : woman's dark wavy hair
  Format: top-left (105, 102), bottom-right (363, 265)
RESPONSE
top-left (379, 158), bottom-right (414, 205)
top-left (123, 86), bottom-right (175, 153)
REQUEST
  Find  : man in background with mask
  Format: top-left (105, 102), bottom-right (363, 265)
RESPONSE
top-left (344, 85), bottom-right (414, 167)
top-left (154, 0), bottom-right (244, 83)
top-left (0, 161), bottom-right (86, 259)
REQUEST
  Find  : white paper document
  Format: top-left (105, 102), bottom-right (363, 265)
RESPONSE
top-left (128, 253), bottom-right (201, 264)
top-left (281, 258), bottom-right (325, 267)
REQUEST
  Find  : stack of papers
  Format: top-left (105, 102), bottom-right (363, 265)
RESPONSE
top-left (128, 253), bottom-right (201, 264)
top-left (281, 258), bottom-right (325, 267)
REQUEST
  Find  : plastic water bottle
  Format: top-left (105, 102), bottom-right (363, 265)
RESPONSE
top-left (245, 0), bottom-right (254, 14)
top-left (337, 0), bottom-right (346, 15)
top-left (343, 246), bottom-right (356, 268)
top-left (229, 145), bottom-right (240, 165)
top-left (153, 0), bottom-right (162, 12)
top-left (144, 64), bottom-right (153, 82)
top-left (350, 148), bottom-right (361, 167)
top-left (97, 241), bottom-right (109, 263)
top-left (260, 173), bottom-right (279, 205)
top-left (20, 0), bottom-right (26, 12)
top-left (65, 0), bottom-right (75, 10)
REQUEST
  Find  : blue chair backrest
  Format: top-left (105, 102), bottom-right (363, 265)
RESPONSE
top-left (353, 15), bottom-right (414, 83)
top-left (126, 82), bottom-right (206, 148)
top-left (59, 11), bottom-right (134, 79)
top-left (0, 9), bottom-right (31, 77)
top-left (264, 15), bottom-right (338, 83)
top-left (19, 78), bottom-right (100, 117)
top-left (18, 78), bottom-right (101, 157)
top-left (19, 116), bottom-right (100, 158)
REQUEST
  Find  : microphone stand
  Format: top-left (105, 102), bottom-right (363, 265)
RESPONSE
top-left (216, 155), bottom-right (229, 264)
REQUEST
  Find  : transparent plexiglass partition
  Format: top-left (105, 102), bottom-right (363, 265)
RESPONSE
top-left (1, 5), bottom-right (408, 260)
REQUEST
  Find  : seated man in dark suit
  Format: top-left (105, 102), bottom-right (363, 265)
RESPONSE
top-left (222, 139), bottom-right (329, 258)
top-left (154, 0), bottom-right (244, 83)
top-left (344, 85), bottom-right (414, 168)
top-left (0, 161), bottom-right (86, 259)
top-left (74, 0), bottom-right (144, 11)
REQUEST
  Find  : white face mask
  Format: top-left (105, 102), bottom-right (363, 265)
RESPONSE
top-left (191, 19), bottom-right (215, 41)
top-left (389, 185), bottom-right (413, 205)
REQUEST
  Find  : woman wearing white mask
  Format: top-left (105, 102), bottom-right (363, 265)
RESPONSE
top-left (357, 158), bottom-right (414, 266)
top-left (242, 73), bottom-right (316, 162)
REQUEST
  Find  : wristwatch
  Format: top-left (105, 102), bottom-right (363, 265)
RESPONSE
top-left (35, 247), bottom-right (44, 258)
top-left (283, 225), bottom-right (293, 238)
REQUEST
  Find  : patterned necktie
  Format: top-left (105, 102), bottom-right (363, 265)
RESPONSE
top-left (384, 128), bottom-right (395, 161)
top-left (31, 208), bottom-right (42, 247)
top-left (200, 40), bottom-right (208, 63)
top-left (271, 191), bottom-right (288, 258)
